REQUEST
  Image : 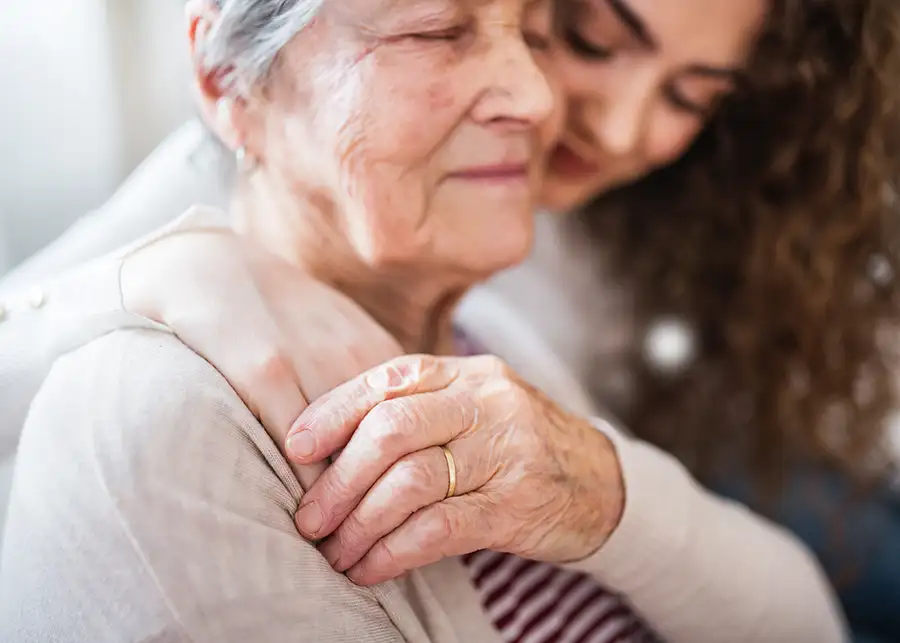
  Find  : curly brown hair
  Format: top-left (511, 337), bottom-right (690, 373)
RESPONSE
top-left (582, 0), bottom-right (900, 492)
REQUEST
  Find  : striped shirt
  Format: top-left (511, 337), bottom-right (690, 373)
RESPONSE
top-left (454, 329), bottom-right (657, 643)
top-left (461, 551), bottom-right (655, 643)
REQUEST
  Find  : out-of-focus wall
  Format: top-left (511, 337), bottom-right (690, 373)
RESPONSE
top-left (0, 0), bottom-right (192, 274)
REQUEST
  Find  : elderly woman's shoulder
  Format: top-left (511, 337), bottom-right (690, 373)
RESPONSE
top-left (24, 327), bottom-right (299, 509)
top-left (36, 327), bottom-right (244, 431)
top-left (3, 328), bottom-right (395, 642)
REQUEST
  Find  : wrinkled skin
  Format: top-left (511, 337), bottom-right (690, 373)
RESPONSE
top-left (121, 0), bottom-right (769, 586)
top-left (286, 354), bottom-right (625, 585)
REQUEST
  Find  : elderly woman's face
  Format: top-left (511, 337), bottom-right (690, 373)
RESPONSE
top-left (245, 0), bottom-right (558, 275)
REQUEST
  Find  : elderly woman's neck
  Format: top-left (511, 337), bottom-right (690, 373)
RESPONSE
top-left (232, 189), bottom-right (467, 355)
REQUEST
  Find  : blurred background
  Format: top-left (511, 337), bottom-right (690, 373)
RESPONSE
top-left (0, 1), bottom-right (193, 276)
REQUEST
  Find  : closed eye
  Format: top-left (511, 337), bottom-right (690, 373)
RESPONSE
top-left (408, 24), bottom-right (470, 41)
top-left (563, 26), bottom-right (614, 60)
top-left (665, 87), bottom-right (709, 117)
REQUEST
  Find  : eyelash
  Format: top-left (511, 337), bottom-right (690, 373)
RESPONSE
top-left (409, 26), bottom-right (549, 51)
top-left (562, 27), bottom-right (614, 61)
top-left (523, 28), bottom-right (551, 51)
top-left (408, 24), bottom-right (470, 42)
top-left (665, 88), bottom-right (708, 117)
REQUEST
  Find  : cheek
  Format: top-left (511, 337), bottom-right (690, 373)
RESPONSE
top-left (539, 166), bottom-right (609, 212)
top-left (551, 52), bottom-right (611, 108)
top-left (646, 112), bottom-right (704, 167)
top-left (536, 63), bottom-right (566, 150)
top-left (329, 64), bottom-right (470, 265)
top-left (336, 56), bottom-right (462, 159)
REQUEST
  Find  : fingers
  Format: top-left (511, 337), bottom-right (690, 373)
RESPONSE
top-left (345, 497), bottom-right (494, 586)
top-left (294, 390), bottom-right (478, 539)
top-left (285, 354), bottom-right (460, 464)
top-left (318, 441), bottom-right (483, 571)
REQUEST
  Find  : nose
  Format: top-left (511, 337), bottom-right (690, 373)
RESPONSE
top-left (471, 34), bottom-right (556, 131)
top-left (586, 84), bottom-right (651, 158)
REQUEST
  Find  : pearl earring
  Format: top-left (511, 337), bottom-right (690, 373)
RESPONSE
top-left (218, 97), bottom-right (258, 173)
top-left (235, 145), bottom-right (258, 173)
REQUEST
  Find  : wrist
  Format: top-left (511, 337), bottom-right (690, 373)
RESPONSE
top-left (538, 406), bottom-right (626, 564)
top-left (575, 421), bottom-right (626, 556)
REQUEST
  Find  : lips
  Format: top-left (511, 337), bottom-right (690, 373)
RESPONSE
top-left (448, 163), bottom-right (530, 181)
top-left (547, 143), bottom-right (599, 178)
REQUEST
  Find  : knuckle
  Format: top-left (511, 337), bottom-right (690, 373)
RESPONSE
top-left (377, 537), bottom-right (405, 573)
top-left (337, 514), bottom-right (369, 549)
top-left (391, 452), bottom-right (440, 494)
top-left (452, 389), bottom-right (480, 432)
top-left (396, 354), bottom-right (438, 384)
top-left (391, 354), bottom-right (427, 386)
top-left (317, 479), bottom-right (346, 507)
top-left (507, 384), bottom-right (533, 412)
top-left (317, 469), bottom-right (355, 507)
top-left (421, 507), bottom-right (456, 548)
top-left (398, 353), bottom-right (435, 372)
top-left (472, 354), bottom-right (509, 377)
top-left (364, 362), bottom-right (403, 392)
top-left (367, 400), bottom-right (415, 456)
top-left (365, 354), bottom-right (447, 393)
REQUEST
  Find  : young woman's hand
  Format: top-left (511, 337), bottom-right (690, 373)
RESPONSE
top-left (120, 208), bottom-right (402, 486)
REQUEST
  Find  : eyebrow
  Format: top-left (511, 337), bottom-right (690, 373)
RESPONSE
top-left (606, 0), bottom-right (742, 79)
top-left (607, 0), bottom-right (656, 48)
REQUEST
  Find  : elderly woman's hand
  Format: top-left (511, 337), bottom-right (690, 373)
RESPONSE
top-left (286, 353), bottom-right (626, 586)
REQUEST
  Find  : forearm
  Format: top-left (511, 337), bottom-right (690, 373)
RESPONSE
top-left (572, 419), bottom-right (848, 643)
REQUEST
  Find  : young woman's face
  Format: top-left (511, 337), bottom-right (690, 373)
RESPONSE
top-left (539, 0), bottom-right (768, 211)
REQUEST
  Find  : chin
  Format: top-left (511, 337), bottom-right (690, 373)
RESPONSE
top-left (469, 218), bottom-right (536, 274)
top-left (539, 169), bottom-right (638, 213)
top-left (539, 179), bottom-right (598, 213)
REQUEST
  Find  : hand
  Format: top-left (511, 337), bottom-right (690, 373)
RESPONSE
top-left (285, 353), bottom-right (626, 586)
top-left (120, 206), bottom-right (403, 486)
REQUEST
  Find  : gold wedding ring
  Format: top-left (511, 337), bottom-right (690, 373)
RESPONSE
top-left (440, 445), bottom-right (457, 499)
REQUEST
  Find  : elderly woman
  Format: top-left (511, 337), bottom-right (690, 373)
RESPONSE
top-left (3, 0), bottom-right (883, 640)
top-left (0, 0), bottom-right (573, 640)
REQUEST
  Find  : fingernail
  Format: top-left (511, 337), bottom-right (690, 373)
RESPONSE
top-left (287, 430), bottom-right (317, 460)
top-left (346, 564), bottom-right (363, 584)
top-left (295, 502), bottom-right (324, 537)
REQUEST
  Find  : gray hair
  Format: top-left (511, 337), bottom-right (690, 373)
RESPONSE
top-left (198, 0), bottom-right (325, 94)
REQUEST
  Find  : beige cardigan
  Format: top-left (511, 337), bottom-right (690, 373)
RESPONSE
top-left (0, 124), bottom-right (846, 642)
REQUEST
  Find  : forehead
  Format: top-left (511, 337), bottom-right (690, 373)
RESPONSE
top-left (625, 0), bottom-right (768, 67)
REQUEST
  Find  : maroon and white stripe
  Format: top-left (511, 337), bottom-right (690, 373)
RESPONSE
top-left (462, 550), bottom-right (656, 643)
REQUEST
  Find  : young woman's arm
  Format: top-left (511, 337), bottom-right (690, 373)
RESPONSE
top-left (0, 209), bottom-right (848, 642)
top-left (0, 207), bottom-right (400, 496)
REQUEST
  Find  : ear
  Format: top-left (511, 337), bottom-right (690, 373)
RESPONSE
top-left (185, 0), bottom-right (249, 153)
